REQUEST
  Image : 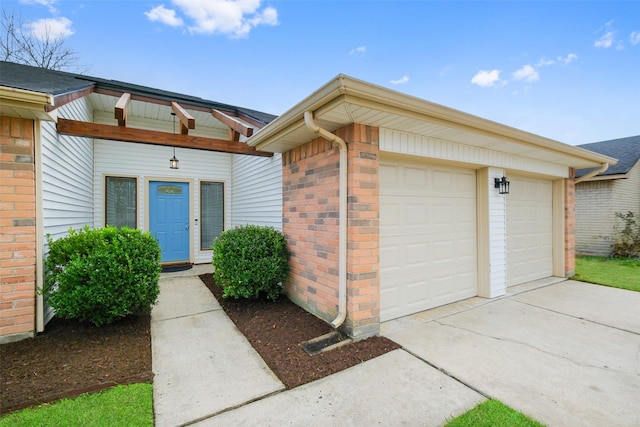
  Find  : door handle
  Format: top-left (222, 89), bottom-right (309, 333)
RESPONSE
top-left (185, 221), bottom-right (189, 230)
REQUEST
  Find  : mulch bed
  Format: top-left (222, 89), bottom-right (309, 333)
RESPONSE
top-left (0, 315), bottom-right (152, 415)
top-left (199, 273), bottom-right (401, 388)
top-left (0, 274), bottom-right (399, 415)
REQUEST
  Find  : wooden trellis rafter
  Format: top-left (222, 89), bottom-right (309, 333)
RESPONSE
top-left (212, 109), bottom-right (254, 142)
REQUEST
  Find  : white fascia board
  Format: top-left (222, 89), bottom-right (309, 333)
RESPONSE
top-left (0, 85), bottom-right (56, 120)
top-left (247, 75), bottom-right (617, 168)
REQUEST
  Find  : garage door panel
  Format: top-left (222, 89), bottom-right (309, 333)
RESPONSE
top-left (507, 175), bottom-right (553, 286)
top-left (381, 157), bottom-right (477, 322)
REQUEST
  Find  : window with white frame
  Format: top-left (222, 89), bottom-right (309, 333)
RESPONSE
top-left (200, 181), bottom-right (224, 250)
top-left (105, 176), bottom-right (137, 228)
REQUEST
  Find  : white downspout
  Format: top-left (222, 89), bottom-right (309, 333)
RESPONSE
top-left (575, 163), bottom-right (609, 184)
top-left (303, 111), bottom-right (347, 329)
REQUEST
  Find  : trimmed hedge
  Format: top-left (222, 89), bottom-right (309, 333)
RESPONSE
top-left (212, 225), bottom-right (289, 301)
top-left (43, 226), bottom-right (161, 326)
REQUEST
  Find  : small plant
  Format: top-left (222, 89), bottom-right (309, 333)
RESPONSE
top-left (43, 226), bottom-right (161, 326)
top-left (610, 211), bottom-right (640, 259)
top-left (212, 225), bottom-right (289, 301)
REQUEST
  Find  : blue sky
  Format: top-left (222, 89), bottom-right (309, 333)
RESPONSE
top-left (7, 0), bottom-right (640, 145)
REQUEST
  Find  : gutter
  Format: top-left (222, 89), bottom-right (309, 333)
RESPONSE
top-left (575, 163), bottom-right (609, 184)
top-left (303, 111), bottom-right (347, 329)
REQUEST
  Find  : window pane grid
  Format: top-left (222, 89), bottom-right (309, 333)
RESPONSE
top-left (105, 177), bottom-right (137, 228)
top-left (200, 182), bottom-right (224, 250)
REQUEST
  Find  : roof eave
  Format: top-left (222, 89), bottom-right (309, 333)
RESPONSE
top-left (0, 85), bottom-right (56, 121)
top-left (247, 75), bottom-right (617, 168)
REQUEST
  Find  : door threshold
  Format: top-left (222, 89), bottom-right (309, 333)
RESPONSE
top-left (161, 262), bottom-right (192, 273)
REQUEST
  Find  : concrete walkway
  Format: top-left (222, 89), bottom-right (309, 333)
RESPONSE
top-left (151, 267), bottom-right (284, 427)
top-left (151, 267), bottom-right (483, 426)
top-left (152, 271), bottom-right (640, 426)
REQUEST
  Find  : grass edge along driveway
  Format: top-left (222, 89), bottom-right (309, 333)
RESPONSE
top-left (573, 256), bottom-right (640, 292)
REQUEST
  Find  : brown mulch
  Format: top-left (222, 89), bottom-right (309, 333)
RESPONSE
top-left (0, 274), bottom-right (399, 415)
top-left (199, 273), bottom-right (401, 389)
top-left (0, 315), bottom-right (152, 415)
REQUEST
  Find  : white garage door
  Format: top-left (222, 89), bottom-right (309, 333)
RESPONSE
top-left (507, 175), bottom-right (553, 286)
top-left (380, 156), bottom-right (477, 322)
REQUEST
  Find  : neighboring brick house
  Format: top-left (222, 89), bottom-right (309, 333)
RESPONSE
top-left (246, 75), bottom-right (616, 338)
top-left (0, 63), bottom-right (616, 343)
top-left (575, 136), bottom-right (640, 256)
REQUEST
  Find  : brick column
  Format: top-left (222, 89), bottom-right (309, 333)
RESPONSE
top-left (0, 117), bottom-right (37, 342)
top-left (282, 123), bottom-right (380, 339)
top-left (336, 124), bottom-right (380, 338)
top-left (564, 168), bottom-right (576, 277)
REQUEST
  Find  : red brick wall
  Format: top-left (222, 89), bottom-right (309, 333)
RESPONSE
top-left (0, 117), bottom-right (37, 341)
top-left (282, 123), bottom-right (380, 338)
top-left (564, 169), bottom-right (576, 276)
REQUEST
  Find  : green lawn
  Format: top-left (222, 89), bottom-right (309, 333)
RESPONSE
top-left (574, 256), bottom-right (640, 292)
top-left (0, 383), bottom-right (153, 427)
top-left (446, 400), bottom-right (545, 427)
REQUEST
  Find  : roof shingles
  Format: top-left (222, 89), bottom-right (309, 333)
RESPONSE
top-left (576, 135), bottom-right (640, 178)
top-left (0, 61), bottom-right (276, 125)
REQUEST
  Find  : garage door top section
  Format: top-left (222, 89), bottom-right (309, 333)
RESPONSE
top-left (380, 157), bottom-right (477, 322)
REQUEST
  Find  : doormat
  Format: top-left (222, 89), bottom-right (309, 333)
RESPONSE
top-left (161, 264), bottom-right (193, 273)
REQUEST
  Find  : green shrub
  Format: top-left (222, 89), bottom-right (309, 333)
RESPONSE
top-left (212, 225), bottom-right (289, 301)
top-left (43, 226), bottom-right (161, 326)
top-left (611, 211), bottom-right (640, 259)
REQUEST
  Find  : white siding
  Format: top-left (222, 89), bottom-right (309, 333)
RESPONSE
top-left (41, 98), bottom-right (94, 241)
top-left (380, 128), bottom-right (569, 178)
top-left (231, 153), bottom-right (283, 230)
top-left (576, 162), bottom-right (640, 256)
top-left (94, 140), bottom-right (233, 264)
top-left (488, 168), bottom-right (507, 297)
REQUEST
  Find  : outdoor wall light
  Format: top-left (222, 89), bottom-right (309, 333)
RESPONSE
top-left (169, 147), bottom-right (179, 169)
top-left (494, 176), bottom-right (510, 194)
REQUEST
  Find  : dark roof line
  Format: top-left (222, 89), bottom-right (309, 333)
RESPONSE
top-left (576, 135), bottom-right (640, 178)
top-left (0, 61), bottom-right (276, 125)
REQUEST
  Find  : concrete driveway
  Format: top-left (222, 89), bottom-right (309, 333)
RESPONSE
top-left (384, 279), bottom-right (640, 427)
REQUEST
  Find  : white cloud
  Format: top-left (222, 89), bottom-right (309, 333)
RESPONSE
top-left (631, 31), bottom-right (640, 45)
top-left (390, 75), bottom-right (409, 85)
top-left (535, 57), bottom-right (554, 67)
top-left (164, 0), bottom-right (279, 38)
top-left (471, 69), bottom-right (502, 87)
top-left (26, 17), bottom-right (74, 40)
top-left (145, 5), bottom-right (184, 27)
top-left (349, 45), bottom-right (366, 56)
top-left (19, 0), bottom-right (58, 14)
top-left (558, 53), bottom-right (578, 65)
top-left (594, 31), bottom-right (614, 48)
top-left (513, 65), bottom-right (539, 83)
top-left (594, 20), bottom-right (618, 48)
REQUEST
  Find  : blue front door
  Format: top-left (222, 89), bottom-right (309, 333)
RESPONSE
top-left (149, 181), bottom-right (190, 263)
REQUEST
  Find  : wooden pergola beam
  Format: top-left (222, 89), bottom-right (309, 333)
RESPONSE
top-left (56, 118), bottom-right (272, 157)
top-left (94, 88), bottom-right (267, 129)
top-left (114, 92), bottom-right (131, 126)
top-left (171, 102), bottom-right (195, 135)
top-left (212, 109), bottom-right (254, 138)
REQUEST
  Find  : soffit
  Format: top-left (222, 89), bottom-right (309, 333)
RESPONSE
top-left (248, 75), bottom-right (616, 170)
